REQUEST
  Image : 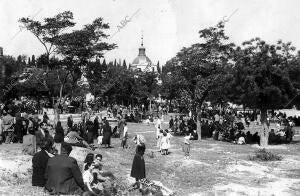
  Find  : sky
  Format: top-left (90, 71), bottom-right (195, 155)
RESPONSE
top-left (1, 0), bottom-right (300, 65)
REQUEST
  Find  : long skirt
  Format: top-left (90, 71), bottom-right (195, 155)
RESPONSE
top-left (102, 133), bottom-right (111, 146)
top-left (87, 132), bottom-right (94, 144)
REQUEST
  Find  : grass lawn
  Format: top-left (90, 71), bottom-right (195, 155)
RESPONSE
top-left (0, 120), bottom-right (300, 196)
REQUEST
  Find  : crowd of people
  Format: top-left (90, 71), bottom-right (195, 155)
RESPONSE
top-left (200, 109), bottom-right (296, 145)
top-left (0, 102), bottom-right (299, 195)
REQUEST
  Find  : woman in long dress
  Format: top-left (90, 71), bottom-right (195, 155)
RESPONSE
top-left (130, 144), bottom-right (146, 191)
top-left (102, 121), bottom-right (112, 148)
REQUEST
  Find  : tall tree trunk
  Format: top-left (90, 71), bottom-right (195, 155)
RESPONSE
top-left (260, 108), bottom-right (269, 146)
top-left (53, 85), bottom-right (63, 126)
top-left (149, 99), bottom-right (152, 113)
top-left (168, 99), bottom-right (172, 113)
top-left (195, 90), bottom-right (208, 140)
top-left (196, 105), bottom-right (202, 140)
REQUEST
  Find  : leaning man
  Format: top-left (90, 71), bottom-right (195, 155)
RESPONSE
top-left (45, 142), bottom-right (85, 195)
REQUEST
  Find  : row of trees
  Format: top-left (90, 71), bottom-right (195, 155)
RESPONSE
top-left (161, 21), bottom-right (300, 146)
top-left (2, 11), bottom-right (300, 146)
top-left (1, 11), bottom-right (162, 109)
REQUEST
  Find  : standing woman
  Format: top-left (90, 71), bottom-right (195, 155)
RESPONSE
top-left (14, 113), bottom-right (23, 143)
top-left (67, 115), bottom-right (73, 130)
top-left (102, 121), bottom-right (112, 148)
top-left (54, 121), bottom-right (64, 143)
top-left (86, 118), bottom-right (94, 144)
top-left (93, 116), bottom-right (100, 139)
top-left (130, 144), bottom-right (146, 191)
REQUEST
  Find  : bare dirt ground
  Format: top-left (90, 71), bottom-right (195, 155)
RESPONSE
top-left (0, 122), bottom-right (300, 196)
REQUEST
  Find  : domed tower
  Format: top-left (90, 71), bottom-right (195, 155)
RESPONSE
top-left (131, 35), bottom-right (156, 72)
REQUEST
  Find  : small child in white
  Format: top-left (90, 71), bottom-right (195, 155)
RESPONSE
top-left (183, 132), bottom-right (191, 159)
top-left (160, 132), bottom-right (169, 155)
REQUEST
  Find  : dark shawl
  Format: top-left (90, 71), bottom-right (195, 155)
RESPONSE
top-left (32, 150), bottom-right (50, 186)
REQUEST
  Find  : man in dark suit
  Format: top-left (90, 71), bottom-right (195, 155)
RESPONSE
top-left (45, 142), bottom-right (85, 195)
top-left (32, 138), bottom-right (52, 186)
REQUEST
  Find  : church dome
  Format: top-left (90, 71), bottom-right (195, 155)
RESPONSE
top-left (132, 35), bottom-right (153, 67)
top-left (131, 35), bottom-right (157, 72)
top-left (132, 47), bottom-right (152, 65)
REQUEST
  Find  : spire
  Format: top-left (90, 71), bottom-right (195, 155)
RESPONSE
top-left (141, 30), bottom-right (144, 47)
top-left (138, 31), bottom-right (146, 56)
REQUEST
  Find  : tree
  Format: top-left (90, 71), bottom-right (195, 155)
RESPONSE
top-left (157, 61), bottom-right (161, 74)
top-left (19, 11), bottom-right (75, 67)
top-left (134, 71), bottom-right (159, 111)
top-left (17, 55), bottom-right (22, 64)
top-left (31, 55), bottom-right (36, 66)
top-left (20, 11), bottom-right (116, 124)
top-left (102, 59), bottom-right (107, 67)
top-left (55, 17), bottom-right (116, 96)
top-left (28, 57), bottom-right (31, 65)
top-left (163, 21), bottom-right (235, 139)
top-left (0, 55), bottom-right (22, 102)
top-left (160, 58), bottom-right (185, 110)
top-left (114, 59), bottom-right (117, 67)
top-left (123, 59), bottom-right (127, 69)
top-left (230, 38), bottom-right (297, 146)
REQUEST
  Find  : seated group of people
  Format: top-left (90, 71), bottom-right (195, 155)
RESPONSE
top-left (82, 153), bottom-right (116, 195)
top-left (230, 130), bottom-right (260, 145)
top-left (32, 140), bottom-right (114, 195)
top-left (169, 116), bottom-right (197, 136)
top-left (268, 125), bottom-right (295, 144)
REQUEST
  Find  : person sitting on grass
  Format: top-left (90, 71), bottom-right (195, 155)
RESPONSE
top-left (36, 122), bottom-right (54, 152)
top-left (237, 135), bottom-right (246, 145)
top-left (45, 142), bottom-right (85, 195)
top-left (285, 124), bottom-right (294, 144)
top-left (268, 129), bottom-right (276, 144)
top-left (253, 132), bottom-right (260, 145)
top-left (245, 131), bottom-right (253, 144)
top-left (94, 154), bottom-right (102, 164)
top-left (190, 130), bottom-right (198, 140)
top-left (65, 125), bottom-right (89, 148)
top-left (83, 153), bottom-right (95, 172)
top-left (83, 154), bottom-right (115, 195)
top-left (32, 138), bottom-right (53, 187)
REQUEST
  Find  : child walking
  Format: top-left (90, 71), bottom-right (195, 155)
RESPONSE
top-left (183, 132), bottom-right (191, 159)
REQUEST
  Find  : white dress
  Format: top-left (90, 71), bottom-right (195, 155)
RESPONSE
top-left (160, 136), bottom-right (168, 150)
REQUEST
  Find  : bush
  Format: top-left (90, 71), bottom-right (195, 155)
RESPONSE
top-left (249, 148), bottom-right (282, 161)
